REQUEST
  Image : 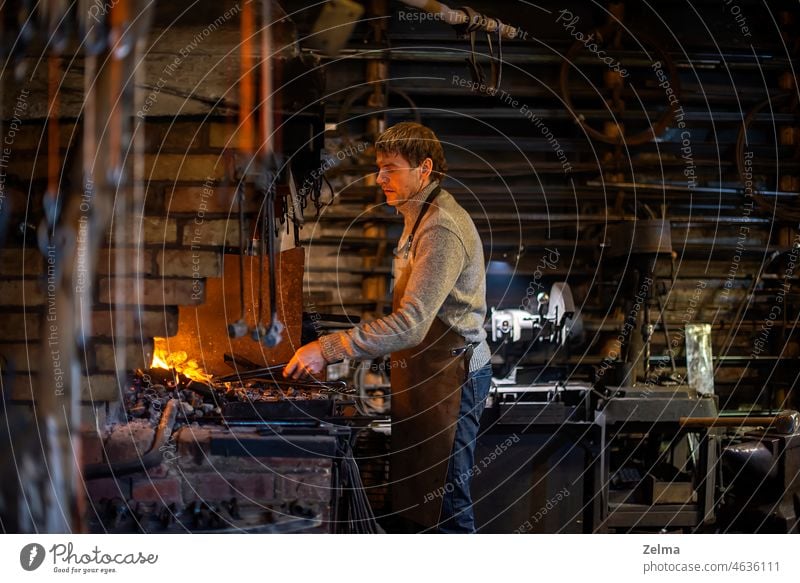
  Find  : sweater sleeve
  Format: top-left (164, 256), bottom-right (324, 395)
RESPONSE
top-left (318, 224), bottom-right (467, 362)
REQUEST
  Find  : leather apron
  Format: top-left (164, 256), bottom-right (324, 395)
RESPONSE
top-left (389, 185), bottom-right (474, 531)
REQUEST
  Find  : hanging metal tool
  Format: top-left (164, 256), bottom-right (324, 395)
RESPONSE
top-left (263, 181), bottom-right (283, 346)
top-left (252, 176), bottom-right (284, 347)
top-left (394, 1), bottom-right (519, 98)
top-left (455, 6), bottom-right (503, 94)
top-left (227, 182), bottom-right (249, 338)
top-left (231, 0), bottom-right (258, 340)
top-left (234, 0), bottom-right (283, 346)
top-left (287, 166), bottom-right (303, 246)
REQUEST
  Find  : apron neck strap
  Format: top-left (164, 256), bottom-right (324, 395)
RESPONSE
top-left (404, 184), bottom-right (442, 258)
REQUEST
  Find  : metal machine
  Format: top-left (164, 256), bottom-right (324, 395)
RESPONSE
top-left (473, 282), bottom-right (599, 533)
top-left (490, 281), bottom-right (579, 347)
top-left (486, 281), bottom-right (592, 426)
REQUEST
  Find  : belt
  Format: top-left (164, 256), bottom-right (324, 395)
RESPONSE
top-left (451, 342), bottom-right (477, 383)
top-left (450, 342), bottom-right (477, 358)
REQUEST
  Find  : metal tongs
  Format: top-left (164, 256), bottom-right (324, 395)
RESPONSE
top-left (215, 364), bottom-right (353, 395)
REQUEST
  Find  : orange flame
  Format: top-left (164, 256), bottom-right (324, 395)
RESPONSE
top-left (150, 337), bottom-right (213, 383)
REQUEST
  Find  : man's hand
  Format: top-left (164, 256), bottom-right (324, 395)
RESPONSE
top-left (283, 341), bottom-right (327, 380)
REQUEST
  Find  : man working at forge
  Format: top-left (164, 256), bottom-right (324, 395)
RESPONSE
top-left (284, 122), bottom-right (492, 533)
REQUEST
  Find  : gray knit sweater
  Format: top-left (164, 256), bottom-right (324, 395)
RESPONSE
top-left (318, 181), bottom-right (491, 372)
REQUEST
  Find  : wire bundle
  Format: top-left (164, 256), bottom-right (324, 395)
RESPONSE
top-left (338, 439), bottom-right (383, 534)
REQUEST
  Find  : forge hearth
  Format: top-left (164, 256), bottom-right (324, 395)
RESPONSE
top-left (81, 377), bottom-right (385, 534)
top-left (81, 363), bottom-right (363, 533)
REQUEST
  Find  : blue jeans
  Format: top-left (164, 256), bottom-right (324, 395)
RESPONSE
top-left (438, 362), bottom-right (493, 533)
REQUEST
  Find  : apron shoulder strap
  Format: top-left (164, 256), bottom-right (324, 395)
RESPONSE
top-left (403, 184), bottom-right (442, 259)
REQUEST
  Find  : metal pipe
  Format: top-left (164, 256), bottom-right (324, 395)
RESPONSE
top-left (585, 180), bottom-right (799, 198)
top-left (679, 415), bottom-right (778, 428)
top-left (260, 0), bottom-right (273, 158)
top-left (305, 47), bottom-right (795, 70)
top-left (397, 0), bottom-right (522, 39)
top-left (338, 105), bottom-right (800, 123)
top-left (239, 0), bottom-right (256, 154)
top-left (357, 0), bottom-right (391, 320)
top-left (316, 211), bottom-right (773, 224)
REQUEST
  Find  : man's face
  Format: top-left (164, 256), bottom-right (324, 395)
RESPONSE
top-left (376, 151), bottom-right (430, 207)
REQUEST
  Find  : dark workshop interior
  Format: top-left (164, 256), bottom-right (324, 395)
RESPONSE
top-left (1, 0), bottom-right (800, 535)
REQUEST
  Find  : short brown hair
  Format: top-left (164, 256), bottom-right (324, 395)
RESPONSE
top-left (375, 122), bottom-right (448, 180)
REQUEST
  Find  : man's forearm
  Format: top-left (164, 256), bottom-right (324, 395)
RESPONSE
top-left (318, 306), bottom-right (434, 363)
top-left (318, 226), bottom-right (467, 363)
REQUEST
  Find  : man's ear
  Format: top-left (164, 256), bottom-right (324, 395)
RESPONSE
top-left (421, 157), bottom-right (433, 177)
